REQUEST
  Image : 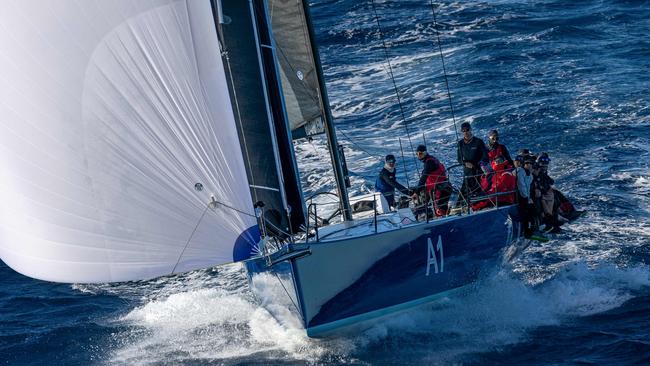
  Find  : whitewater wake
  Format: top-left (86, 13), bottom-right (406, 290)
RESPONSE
top-left (104, 260), bottom-right (650, 365)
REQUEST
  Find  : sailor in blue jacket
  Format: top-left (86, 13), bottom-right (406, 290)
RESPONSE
top-left (375, 154), bottom-right (411, 209)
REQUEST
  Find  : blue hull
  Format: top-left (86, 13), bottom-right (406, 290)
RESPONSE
top-left (245, 206), bottom-right (518, 337)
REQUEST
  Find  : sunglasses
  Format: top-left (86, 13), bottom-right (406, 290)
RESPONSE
top-left (387, 160), bottom-right (396, 164)
top-left (462, 129), bottom-right (471, 132)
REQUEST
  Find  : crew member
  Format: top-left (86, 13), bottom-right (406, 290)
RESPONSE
top-left (457, 122), bottom-right (488, 203)
top-left (473, 155), bottom-right (516, 211)
top-left (517, 156), bottom-right (535, 238)
top-left (412, 145), bottom-right (451, 217)
top-left (375, 154), bottom-right (411, 209)
top-left (536, 153), bottom-right (561, 233)
top-left (486, 129), bottom-right (513, 167)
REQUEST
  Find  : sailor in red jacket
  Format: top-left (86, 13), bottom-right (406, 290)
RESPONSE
top-left (491, 156), bottom-right (516, 205)
top-left (412, 145), bottom-right (452, 217)
top-left (473, 155), bottom-right (516, 211)
top-left (486, 129), bottom-right (513, 167)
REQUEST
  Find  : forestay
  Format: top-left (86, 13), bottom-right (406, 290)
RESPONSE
top-left (0, 0), bottom-right (259, 283)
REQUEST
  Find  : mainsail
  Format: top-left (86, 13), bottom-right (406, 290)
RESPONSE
top-left (268, 0), bottom-right (326, 139)
top-left (0, 0), bottom-right (259, 283)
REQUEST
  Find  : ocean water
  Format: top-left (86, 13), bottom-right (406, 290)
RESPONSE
top-left (2, 0), bottom-right (650, 365)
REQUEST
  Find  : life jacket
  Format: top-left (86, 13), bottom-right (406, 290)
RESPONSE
top-left (472, 160), bottom-right (516, 210)
top-left (492, 160), bottom-right (516, 202)
top-left (493, 170), bottom-right (516, 204)
top-left (487, 143), bottom-right (507, 162)
top-left (424, 155), bottom-right (448, 193)
top-left (480, 172), bottom-right (494, 193)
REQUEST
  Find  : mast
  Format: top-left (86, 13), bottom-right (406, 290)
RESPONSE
top-left (248, 0), bottom-right (291, 226)
top-left (300, 0), bottom-right (353, 221)
top-left (252, 0), bottom-right (309, 235)
top-left (215, 0), bottom-right (307, 238)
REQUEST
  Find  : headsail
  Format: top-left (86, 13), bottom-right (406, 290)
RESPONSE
top-left (0, 0), bottom-right (259, 283)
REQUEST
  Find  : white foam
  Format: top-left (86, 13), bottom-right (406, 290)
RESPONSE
top-left (348, 262), bottom-right (650, 362)
top-left (535, 262), bottom-right (650, 316)
top-left (106, 258), bottom-right (650, 365)
top-left (109, 269), bottom-right (359, 365)
top-left (612, 172), bottom-right (650, 198)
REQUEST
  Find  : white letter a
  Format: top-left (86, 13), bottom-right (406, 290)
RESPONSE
top-left (426, 238), bottom-right (439, 276)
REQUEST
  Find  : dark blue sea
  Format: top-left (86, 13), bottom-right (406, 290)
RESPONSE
top-left (2, 0), bottom-right (650, 364)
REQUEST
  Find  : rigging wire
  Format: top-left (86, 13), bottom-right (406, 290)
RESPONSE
top-left (338, 129), bottom-right (381, 160)
top-left (428, 1), bottom-right (460, 143)
top-left (398, 137), bottom-right (411, 187)
top-left (171, 196), bottom-right (259, 276)
top-left (171, 204), bottom-right (211, 275)
top-left (369, 0), bottom-right (417, 160)
top-left (170, 194), bottom-right (299, 276)
top-left (368, 2), bottom-right (415, 144)
top-left (428, 0), bottom-right (468, 205)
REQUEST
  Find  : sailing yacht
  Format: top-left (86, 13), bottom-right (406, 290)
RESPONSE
top-left (0, 0), bottom-right (520, 337)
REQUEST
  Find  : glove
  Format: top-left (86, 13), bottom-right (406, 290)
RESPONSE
top-left (480, 161), bottom-right (492, 174)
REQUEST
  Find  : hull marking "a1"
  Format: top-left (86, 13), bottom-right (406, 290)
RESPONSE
top-left (426, 235), bottom-right (444, 276)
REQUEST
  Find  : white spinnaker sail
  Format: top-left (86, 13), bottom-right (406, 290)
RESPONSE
top-left (0, 0), bottom-right (259, 283)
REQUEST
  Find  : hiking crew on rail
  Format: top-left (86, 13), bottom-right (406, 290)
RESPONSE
top-left (373, 123), bottom-right (582, 236)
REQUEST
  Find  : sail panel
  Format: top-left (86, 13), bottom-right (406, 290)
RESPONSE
top-left (0, 0), bottom-right (259, 283)
top-left (219, 0), bottom-right (307, 237)
top-left (268, 0), bottom-right (325, 137)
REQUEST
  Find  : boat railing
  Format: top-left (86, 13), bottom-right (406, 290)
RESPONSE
top-left (306, 196), bottom-right (344, 243)
top-left (306, 192), bottom-right (388, 242)
top-left (304, 166), bottom-right (517, 243)
top-left (445, 164), bottom-right (518, 210)
top-left (306, 201), bottom-right (318, 243)
top-left (373, 192), bottom-right (379, 233)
